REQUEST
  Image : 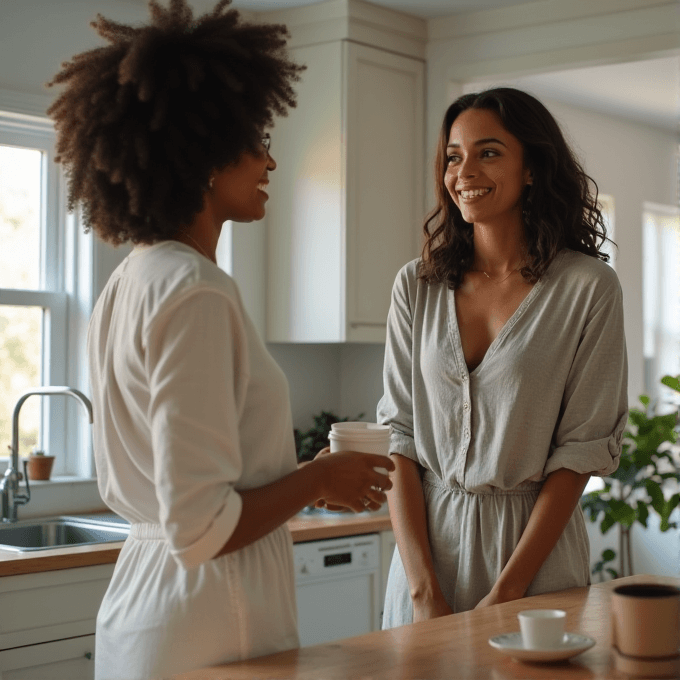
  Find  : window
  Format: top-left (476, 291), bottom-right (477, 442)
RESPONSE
top-left (0, 109), bottom-right (84, 477)
top-left (643, 202), bottom-right (680, 411)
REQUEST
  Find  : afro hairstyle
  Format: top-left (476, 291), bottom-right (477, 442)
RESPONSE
top-left (46, 0), bottom-right (305, 245)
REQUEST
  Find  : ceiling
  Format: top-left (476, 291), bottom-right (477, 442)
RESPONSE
top-left (472, 56), bottom-right (680, 132)
top-left (122, 0), bottom-right (680, 132)
top-left (228, 0), bottom-right (531, 17)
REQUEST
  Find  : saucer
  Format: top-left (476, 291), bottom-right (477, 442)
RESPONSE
top-left (488, 632), bottom-right (596, 662)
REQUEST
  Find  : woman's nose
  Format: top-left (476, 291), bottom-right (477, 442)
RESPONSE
top-left (458, 154), bottom-right (477, 177)
top-left (267, 153), bottom-right (277, 171)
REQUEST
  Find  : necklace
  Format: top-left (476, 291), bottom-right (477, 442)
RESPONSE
top-left (480, 268), bottom-right (519, 284)
top-left (475, 262), bottom-right (525, 284)
top-left (178, 230), bottom-right (214, 263)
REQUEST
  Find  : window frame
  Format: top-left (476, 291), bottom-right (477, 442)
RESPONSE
top-left (0, 102), bottom-right (93, 478)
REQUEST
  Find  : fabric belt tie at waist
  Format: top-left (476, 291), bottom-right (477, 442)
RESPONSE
top-left (130, 523), bottom-right (165, 540)
top-left (422, 470), bottom-right (542, 496)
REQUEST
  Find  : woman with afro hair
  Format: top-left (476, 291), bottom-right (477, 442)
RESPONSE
top-left (47, 1), bottom-right (393, 677)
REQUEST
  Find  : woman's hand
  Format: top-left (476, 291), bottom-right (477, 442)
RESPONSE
top-left (412, 594), bottom-right (453, 623)
top-left (474, 583), bottom-right (523, 609)
top-left (309, 447), bottom-right (394, 513)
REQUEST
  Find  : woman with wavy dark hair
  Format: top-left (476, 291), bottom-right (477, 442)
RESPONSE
top-left (378, 87), bottom-right (628, 624)
top-left (47, 1), bottom-right (393, 677)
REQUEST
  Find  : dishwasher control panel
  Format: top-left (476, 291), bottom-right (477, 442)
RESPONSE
top-left (294, 534), bottom-right (380, 582)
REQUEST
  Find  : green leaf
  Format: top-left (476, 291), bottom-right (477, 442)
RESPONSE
top-left (636, 501), bottom-right (649, 528)
top-left (601, 514), bottom-right (616, 534)
top-left (661, 375), bottom-right (680, 393)
top-left (639, 394), bottom-right (651, 407)
top-left (602, 548), bottom-right (616, 562)
top-left (646, 479), bottom-right (665, 512)
top-left (606, 568), bottom-right (619, 579)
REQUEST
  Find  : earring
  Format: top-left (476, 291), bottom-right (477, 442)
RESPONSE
top-left (209, 175), bottom-right (214, 190)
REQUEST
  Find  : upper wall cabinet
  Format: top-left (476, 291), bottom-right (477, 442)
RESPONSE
top-left (265, 4), bottom-right (425, 343)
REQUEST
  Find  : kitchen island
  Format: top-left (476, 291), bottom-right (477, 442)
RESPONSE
top-left (171, 574), bottom-right (680, 679)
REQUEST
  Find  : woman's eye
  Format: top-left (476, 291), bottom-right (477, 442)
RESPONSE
top-left (481, 149), bottom-right (499, 158)
top-left (446, 154), bottom-right (460, 164)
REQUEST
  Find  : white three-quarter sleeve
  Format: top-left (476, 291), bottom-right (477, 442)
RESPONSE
top-left (543, 271), bottom-right (628, 478)
top-left (378, 263), bottom-right (418, 460)
top-left (146, 287), bottom-right (245, 569)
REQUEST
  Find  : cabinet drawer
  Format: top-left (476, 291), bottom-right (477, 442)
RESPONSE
top-left (0, 565), bottom-right (114, 650)
top-left (0, 634), bottom-right (95, 679)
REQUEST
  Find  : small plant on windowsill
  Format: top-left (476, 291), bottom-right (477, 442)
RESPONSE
top-left (26, 446), bottom-right (56, 481)
top-left (294, 410), bottom-right (366, 464)
top-left (581, 374), bottom-right (680, 581)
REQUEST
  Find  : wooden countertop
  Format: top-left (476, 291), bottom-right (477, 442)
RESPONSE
top-left (0, 511), bottom-right (392, 577)
top-left (172, 574), bottom-right (680, 680)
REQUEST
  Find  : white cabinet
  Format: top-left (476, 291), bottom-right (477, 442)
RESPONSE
top-left (266, 39), bottom-right (425, 343)
top-left (0, 564), bottom-right (114, 679)
top-left (0, 636), bottom-right (95, 680)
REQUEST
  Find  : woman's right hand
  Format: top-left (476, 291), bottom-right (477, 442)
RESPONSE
top-left (412, 594), bottom-right (453, 623)
top-left (309, 450), bottom-right (395, 513)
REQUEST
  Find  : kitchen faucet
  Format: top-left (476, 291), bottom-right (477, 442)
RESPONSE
top-left (0, 386), bottom-right (93, 523)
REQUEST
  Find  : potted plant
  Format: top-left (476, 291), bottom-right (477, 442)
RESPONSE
top-left (294, 410), bottom-right (365, 464)
top-left (26, 447), bottom-right (56, 481)
top-left (581, 374), bottom-right (680, 580)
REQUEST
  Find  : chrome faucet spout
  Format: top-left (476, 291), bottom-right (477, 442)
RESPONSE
top-left (2, 386), bottom-right (94, 522)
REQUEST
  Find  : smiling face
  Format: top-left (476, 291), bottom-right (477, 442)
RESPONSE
top-left (210, 142), bottom-right (276, 223)
top-left (444, 108), bottom-right (531, 229)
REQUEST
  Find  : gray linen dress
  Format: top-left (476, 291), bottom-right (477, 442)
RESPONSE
top-left (378, 249), bottom-right (628, 624)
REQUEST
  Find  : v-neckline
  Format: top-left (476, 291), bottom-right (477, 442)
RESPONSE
top-left (447, 251), bottom-right (564, 377)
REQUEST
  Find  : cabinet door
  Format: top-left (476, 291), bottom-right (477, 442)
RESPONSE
top-left (266, 41), bottom-right (345, 342)
top-left (0, 635), bottom-right (95, 680)
top-left (345, 43), bottom-right (425, 342)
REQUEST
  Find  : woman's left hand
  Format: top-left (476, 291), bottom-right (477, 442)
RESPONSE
top-left (474, 584), bottom-right (523, 609)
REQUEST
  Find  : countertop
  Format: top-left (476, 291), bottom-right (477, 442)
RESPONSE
top-left (0, 510), bottom-right (392, 577)
top-left (172, 573), bottom-right (680, 680)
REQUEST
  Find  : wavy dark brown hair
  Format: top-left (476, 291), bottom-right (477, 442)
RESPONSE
top-left (46, 0), bottom-right (304, 245)
top-left (420, 87), bottom-right (614, 288)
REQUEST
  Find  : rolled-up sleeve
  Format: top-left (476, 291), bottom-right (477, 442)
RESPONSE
top-left (377, 264), bottom-right (418, 461)
top-left (543, 272), bottom-right (628, 478)
top-left (146, 288), bottom-right (246, 569)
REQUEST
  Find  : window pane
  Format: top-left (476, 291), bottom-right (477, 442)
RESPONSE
top-left (0, 145), bottom-right (42, 289)
top-left (0, 306), bottom-right (42, 457)
top-left (643, 209), bottom-right (680, 409)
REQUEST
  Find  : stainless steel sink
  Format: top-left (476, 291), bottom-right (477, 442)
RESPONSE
top-left (0, 516), bottom-right (130, 552)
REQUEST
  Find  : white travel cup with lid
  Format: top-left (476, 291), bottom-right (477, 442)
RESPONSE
top-left (328, 422), bottom-right (391, 474)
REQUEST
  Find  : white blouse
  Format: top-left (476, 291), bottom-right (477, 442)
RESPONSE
top-left (88, 241), bottom-right (299, 678)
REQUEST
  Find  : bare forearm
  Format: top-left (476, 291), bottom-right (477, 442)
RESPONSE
top-left (214, 464), bottom-right (322, 557)
top-left (387, 454), bottom-right (443, 602)
top-left (495, 468), bottom-right (591, 600)
top-left (214, 451), bottom-right (394, 558)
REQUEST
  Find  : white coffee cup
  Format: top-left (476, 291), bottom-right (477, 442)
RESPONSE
top-left (517, 609), bottom-right (566, 650)
top-left (328, 422), bottom-right (391, 474)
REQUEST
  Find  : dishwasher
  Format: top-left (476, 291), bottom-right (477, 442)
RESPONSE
top-left (294, 533), bottom-right (381, 647)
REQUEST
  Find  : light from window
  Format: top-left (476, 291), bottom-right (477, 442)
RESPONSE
top-left (0, 305), bottom-right (42, 456)
top-left (0, 144), bottom-right (42, 289)
top-left (643, 204), bottom-right (680, 410)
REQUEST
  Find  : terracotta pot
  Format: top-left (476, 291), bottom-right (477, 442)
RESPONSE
top-left (26, 455), bottom-right (55, 481)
